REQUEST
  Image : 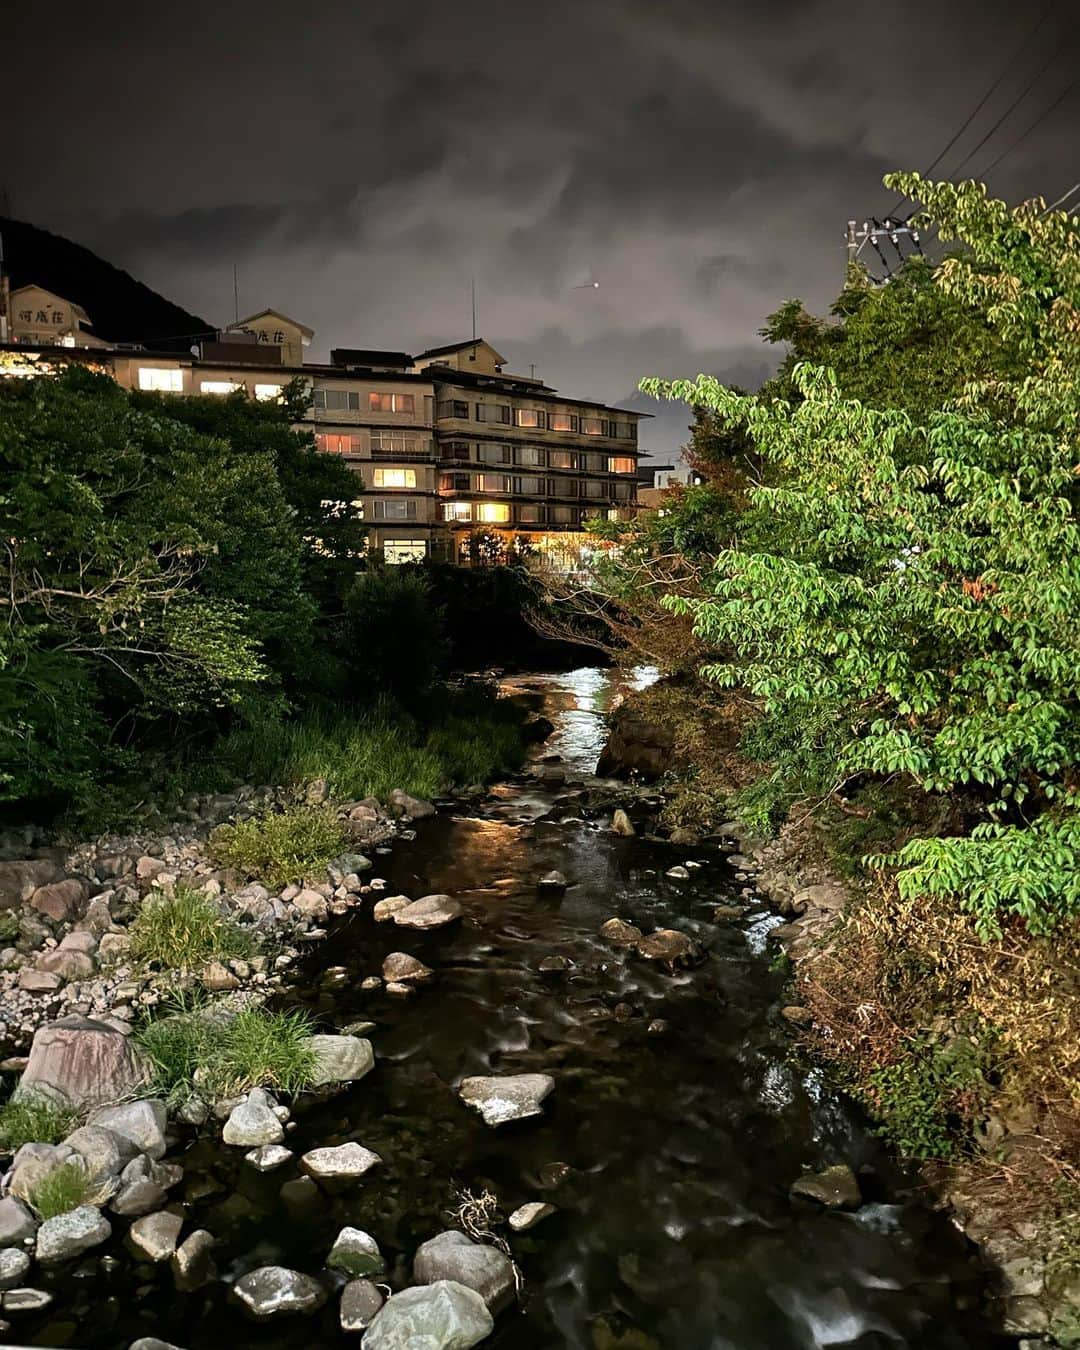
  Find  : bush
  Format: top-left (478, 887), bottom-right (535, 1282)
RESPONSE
top-left (26, 1159), bottom-right (97, 1220)
top-left (211, 805), bottom-right (345, 888)
top-left (135, 1003), bottom-right (317, 1105)
top-left (0, 909), bottom-right (20, 943)
top-left (128, 884), bottom-right (254, 970)
top-left (0, 1094), bottom-right (77, 1153)
top-left (866, 1032), bottom-right (995, 1161)
top-left (345, 565), bottom-right (448, 697)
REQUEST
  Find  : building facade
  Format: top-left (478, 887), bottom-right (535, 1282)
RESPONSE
top-left (1, 290), bottom-right (644, 566)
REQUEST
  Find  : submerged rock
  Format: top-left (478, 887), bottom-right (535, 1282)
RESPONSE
top-left (233, 1265), bottom-right (327, 1319)
top-left (458, 1073), bottom-right (554, 1127)
top-left (633, 929), bottom-right (704, 971)
top-left (392, 894), bottom-right (462, 930)
top-left (245, 1144), bottom-right (293, 1172)
top-left (414, 1230), bottom-right (515, 1312)
top-left (301, 1141), bottom-right (382, 1180)
top-left (537, 871), bottom-right (567, 892)
top-left (363, 1279), bottom-right (493, 1349)
top-left (665, 865), bottom-right (690, 880)
top-left (790, 1164), bottom-right (861, 1210)
top-left (599, 918), bottom-right (643, 947)
top-left (508, 1201), bottom-right (556, 1232)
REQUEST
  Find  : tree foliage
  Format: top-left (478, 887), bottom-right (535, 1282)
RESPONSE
top-left (641, 175), bottom-right (1080, 937)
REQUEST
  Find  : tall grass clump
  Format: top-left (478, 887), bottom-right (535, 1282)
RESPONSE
top-left (134, 1003), bottom-right (317, 1106)
top-left (211, 804), bottom-right (345, 888)
top-left (128, 884), bottom-right (254, 970)
top-left (0, 1094), bottom-right (77, 1153)
top-left (26, 1159), bottom-right (99, 1220)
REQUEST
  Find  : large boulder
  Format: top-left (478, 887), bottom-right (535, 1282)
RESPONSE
top-left (382, 952), bottom-right (433, 984)
top-left (308, 1034), bottom-right (374, 1088)
top-left (63, 1125), bottom-right (132, 1181)
top-left (17, 1017), bottom-right (148, 1109)
top-left (633, 928), bottom-right (704, 971)
top-left (363, 1280), bottom-right (493, 1349)
top-left (0, 859), bottom-right (60, 910)
top-left (413, 1230), bottom-right (515, 1312)
top-left (35, 1205), bottom-right (111, 1264)
top-left (388, 789), bottom-right (437, 820)
top-left (392, 895), bottom-right (462, 930)
top-left (232, 1265), bottom-right (327, 1319)
top-left (458, 1074), bottom-right (554, 1127)
top-left (30, 878), bottom-right (90, 923)
top-left (596, 709), bottom-right (674, 781)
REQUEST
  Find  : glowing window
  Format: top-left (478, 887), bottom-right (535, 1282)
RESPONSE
top-left (443, 502), bottom-right (473, 522)
top-left (138, 367), bottom-right (183, 392)
top-left (549, 450), bottom-right (576, 470)
top-left (316, 433), bottom-right (361, 455)
top-left (369, 392), bottom-right (415, 413)
top-left (373, 468), bottom-right (417, 488)
top-left (383, 539), bottom-right (426, 564)
top-left (515, 408), bottom-right (544, 428)
top-left (476, 503), bottom-right (510, 524)
top-left (608, 456), bottom-right (636, 473)
top-left (255, 384), bottom-right (284, 401)
top-left (549, 412), bottom-right (578, 432)
top-left (200, 380), bottom-right (241, 395)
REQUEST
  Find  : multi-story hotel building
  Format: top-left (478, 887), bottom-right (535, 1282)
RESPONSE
top-left (1, 293), bottom-right (644, 566)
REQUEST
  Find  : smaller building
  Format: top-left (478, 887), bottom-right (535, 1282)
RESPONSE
top-left (6, 284), bottom-right (106, 347)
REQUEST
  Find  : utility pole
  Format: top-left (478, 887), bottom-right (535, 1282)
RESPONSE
top-left (233, 264), bottom-right (240, 324)
top-left (0, 231), bottom-right (9, 343)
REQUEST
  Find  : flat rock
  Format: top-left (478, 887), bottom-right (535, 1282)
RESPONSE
top-left (363, 1280), bottom-right (493, 1349)
top-left (222, 1088), bottom-right (284, 1147)
top-left (790, 1164), bottom-right (862, 1210)
top-left (88, 1099), bottom-right (167, 1159)
top-left (233, 1265), bottom-right (327, 1319)
top-left (382, 952), bottom-right (433, 984)
top-left (300, 1142), bottom-right (382, 1180)
top-left (392, 894), bottom-right (462, 930)
top-left (459, 1073), bottom-right (554, 1127)
top-left (599, 917), bottom-right (643, 947)
top-left (665, 865), bottom-right (690, 880)
top-left (373, 895), bottom-right (412, 922)
top-left (0, 1248), bottom-right (31, 1290)
top-left (128, 1210), bottom-right (183, 1262)
top-left (508, 1201), bottom-right (556, 1232)
top-left (340, 1276), bottom-right (384, 1332)
top-left (19, 1017), bottom-right (148, 1109)
top-left (18, 969), bottom-right (63, 993)
top-left (36, 1205), bottom-right (111, 1264)
top-left (633, 928), bottom-right (704, 970)
top-left (245, 1144), bottom-right (293, 1172)
top-left (413, 1230), bottom-right (514, 1312)
top-left (327, 1226), bottom-right (384, 1277)
top-left (3, 1286), bottom-right (54, 1313)
top-left (309, 1034), bottom-right (374, 1087)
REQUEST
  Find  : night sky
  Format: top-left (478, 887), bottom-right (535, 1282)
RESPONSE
top-left (5, 0), bottom-right (1078, 457)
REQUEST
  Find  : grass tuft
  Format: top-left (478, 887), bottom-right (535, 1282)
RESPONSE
top-left (134, 1003), bottom-right (317, 1106)
top-left (129, 884), bottom-right (254, 970)
top-left (0, 1094), bottom-right (77, 1153)
top-left (26, 1159), bottom-right (98, 1220)
top-left (211, 805), bottom-right (344, 888)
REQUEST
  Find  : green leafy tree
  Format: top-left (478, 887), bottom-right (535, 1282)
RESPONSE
top-left (642, 174), bottom-right (1080, 937)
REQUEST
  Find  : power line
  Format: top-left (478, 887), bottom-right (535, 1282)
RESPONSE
top-left (975, 77), bottom-right (1078, 179)
top-left (947, 42), bottom-right (1065, 181)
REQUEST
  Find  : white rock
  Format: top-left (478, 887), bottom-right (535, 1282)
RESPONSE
top-left (222, 1088), bottom-right (284, 1147)
top-left (458, 1073), bottom-right (555, 1126)
top-left (508, 1201), bottom-right (556, 1232)
top-left (232, 1265), bottom-right (327, 1319)
top-left (36, 1205), bottom-right (111, 1264)
top-left (308, 1034), bottom-right (374, 1087)
top-left (244, 1144), bottom-right (293, 1172)
top-left (363, 1280), bottom-right (493, 1349)
top-left (300, 1142), bottom-right (382, 1180)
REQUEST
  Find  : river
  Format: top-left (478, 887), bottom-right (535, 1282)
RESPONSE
top-left (29, 667), bottom-right (1008, 1349)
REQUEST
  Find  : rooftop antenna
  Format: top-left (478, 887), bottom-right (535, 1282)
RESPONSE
top-left (470, 278), bottom-right (477, 341)
top-left (233, 264), bottom-right (239, 325)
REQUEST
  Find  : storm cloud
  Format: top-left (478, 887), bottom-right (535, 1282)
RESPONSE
top-left (5, 0), bottom-right (1077, 456)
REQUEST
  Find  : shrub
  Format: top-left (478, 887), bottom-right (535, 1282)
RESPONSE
top-left (0, 909), bottom-right (20, 942)
top-left (26, 1159), bottom-right (96, 1220)
top-left (0, 1094), bottom-right (76, 1153)
top-left (134, 1003), bottom-right (316, 1105)
top-left (128, 884), bottom-right (254, 970)
top-left (211, 805), bottom-right (345, 888)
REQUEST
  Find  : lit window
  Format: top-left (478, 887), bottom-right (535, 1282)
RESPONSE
top-left (549, 412), bottom-right (578, 432)
top-left (369, 392), bottom-right (415, 413)
top-left (200, 380), bottom-right (241, 395)
top-left (383, 539), bottom-right (427, 564)
top-left (476, 473), bottom-right (511, 493)
top-left (581, 416), bottom-right (604, 435)
top-left (316, 433), bottom-right (362, 455)
top-left (515, 408), bottom-right (544, 428)
top-left (373, 468), bottom-right (417, 488)
top-left (255, 384), bottom-right (283, 401)
top-left (609, 456), bottom-right (635, 474)
top-left (443, 502), bottom-right (472, 522)
top-left (138, 367), bottom-right (183, 392)
top-left (476, 503), bottom-right (510, 524)
top-left (549, 450), bottom-right (576, 470)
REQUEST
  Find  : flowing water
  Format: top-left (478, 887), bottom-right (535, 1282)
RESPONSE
top-left (23, 667), bottom-right (1009, 1349)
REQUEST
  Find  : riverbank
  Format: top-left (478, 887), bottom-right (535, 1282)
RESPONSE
top-left (0, 666), bottom-right (1006, 1348)
top-left (599, 676), bottom-right (1080, 1346)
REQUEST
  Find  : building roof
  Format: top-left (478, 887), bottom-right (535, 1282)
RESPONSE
top-left (331, 348), bottom-right (414, 369)
top-left (427, 365), bottom-right (652, 417)
top-left (11, 284), bottom-right (92, 326)
top-left (231, 309), bottom-right (315, 340)
top-left (415, 337), bottom-right (508, 365)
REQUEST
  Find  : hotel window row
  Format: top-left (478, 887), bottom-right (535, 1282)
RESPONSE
top-left (313, 389), bottom-right (421, 414)
top-left (442, 502), bottom-right (609, 525)
top-left (315, 431), bottom-right (434, 457)
top-left (435, 400), bottom-right (636, 438)
top-left (440, 472), bottom-right (634, 498)
top-left (440, 442), bottom-right (635, 473)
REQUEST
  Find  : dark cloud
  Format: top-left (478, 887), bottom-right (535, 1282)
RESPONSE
top-left (4, 0), bottom-right (1077, 457)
